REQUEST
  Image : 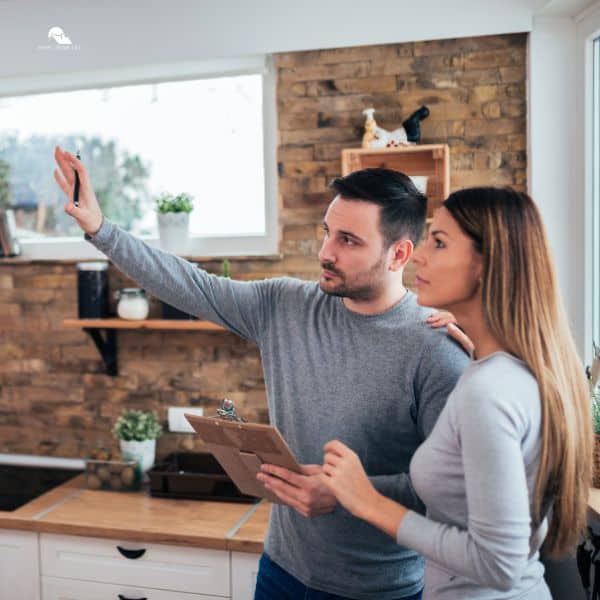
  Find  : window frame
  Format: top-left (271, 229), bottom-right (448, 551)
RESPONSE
top-left (0, 55), bottom-right (278, 260)
top-left (579, 4), bottom-right (600, 360)
top-left (592, 33), bottom-right (600, 353)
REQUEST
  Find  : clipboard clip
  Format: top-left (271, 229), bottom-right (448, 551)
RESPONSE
top-left (213, 398), bottom-right (247, 423)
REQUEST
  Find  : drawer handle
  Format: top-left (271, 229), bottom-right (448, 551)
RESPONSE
top-left (116, 546), bottom-right (146, 560)
top-left (118, 595), bottom-right (147, 600)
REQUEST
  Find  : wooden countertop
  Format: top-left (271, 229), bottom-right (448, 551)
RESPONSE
top-left (0, 475), bottom-right (269, 552)
top-left (228, 501), bottom-right (271, 553)
top-left (5, 475), bottom-right (600, 554)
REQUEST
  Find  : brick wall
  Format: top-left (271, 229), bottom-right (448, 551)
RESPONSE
top-left (0, 33), bottom-right (527, 458)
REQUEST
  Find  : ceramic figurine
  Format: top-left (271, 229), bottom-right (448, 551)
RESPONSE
top-left (361, 106), bottom-right (430, 148)
top-left (403, 105), bottom-right (430, 143)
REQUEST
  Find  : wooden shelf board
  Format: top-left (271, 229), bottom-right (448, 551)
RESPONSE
top-left (341, 144), bottom-right (446, 155)
top-left (63, 318), bottom-right (226, 331)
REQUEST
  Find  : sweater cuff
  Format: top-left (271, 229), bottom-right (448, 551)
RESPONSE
top-left (396, 510), bottom-right (432, 555)
top-left (84, 217), bottom-right (116, 252)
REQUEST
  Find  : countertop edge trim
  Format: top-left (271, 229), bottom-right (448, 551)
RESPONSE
top-left (225, 500), bottom-right (264, 541)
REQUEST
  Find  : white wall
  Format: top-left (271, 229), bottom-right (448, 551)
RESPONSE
top-left (528, 17), bottom-right (582, 348)
top-left (527, 4), bottom-right (600, 359)
top-left (0, 0), bottom-right (534, 78)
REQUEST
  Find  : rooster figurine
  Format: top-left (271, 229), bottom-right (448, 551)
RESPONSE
top-left (362, 106), bottom-right (430, 148)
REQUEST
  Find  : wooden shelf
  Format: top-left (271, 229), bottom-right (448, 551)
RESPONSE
top-left (63, 318), bottom-right (227, 376)
top-left (341, 144), bottom-right (450, 218)
top-left (63, 319), bottom-right (226, 331)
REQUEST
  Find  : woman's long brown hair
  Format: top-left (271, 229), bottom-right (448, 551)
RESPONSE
top-left (444, 187), bottom-right (592, 558)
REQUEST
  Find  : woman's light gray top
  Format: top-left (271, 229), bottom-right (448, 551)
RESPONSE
top-left (397, 352), bottom-right (552, 599)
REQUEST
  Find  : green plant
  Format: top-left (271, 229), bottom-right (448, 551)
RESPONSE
top-left (592, 389), bottom-right (600, 436)
top-left (113, 410), bottom-right (162, 441)
top-left (154, 193), bottom-right (194, 214)
top-left (222, 259), bottom-right (231, 278)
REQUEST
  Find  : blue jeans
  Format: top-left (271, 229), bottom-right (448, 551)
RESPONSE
top-left (254, 553), bottom-right (423, 600)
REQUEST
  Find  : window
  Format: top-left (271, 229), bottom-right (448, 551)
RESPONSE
top-left (0, 57), bottom-right (277, 259)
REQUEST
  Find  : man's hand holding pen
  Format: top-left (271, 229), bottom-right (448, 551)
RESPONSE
top-left (54, 146), bottom-right (104, 236)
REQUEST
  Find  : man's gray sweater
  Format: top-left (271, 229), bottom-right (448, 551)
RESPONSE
top-left (89, 220), bottom-right (469, 599)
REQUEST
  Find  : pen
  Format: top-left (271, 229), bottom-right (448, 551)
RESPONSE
top-left (73, 150), bottom-right (80, 207)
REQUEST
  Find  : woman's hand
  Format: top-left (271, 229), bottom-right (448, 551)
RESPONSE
top-left (320, 440), bottom-right (379, 520)
top-left (426, 310), bottom-right (456, 328)
top-left (321, 440), bottom-right (409, 538)
top-left (427, 311), bottom-right (475, 355)
top-left (53, 146), bottom-right (104, 236)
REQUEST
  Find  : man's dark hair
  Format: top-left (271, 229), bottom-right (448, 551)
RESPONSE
top-left (329, 168), bottom-right (427, 247)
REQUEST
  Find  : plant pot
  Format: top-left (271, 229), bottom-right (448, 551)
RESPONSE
top-left (119, 439), bottom-right (156, 474)
top-left (157, 212), bottom-right (190, 254)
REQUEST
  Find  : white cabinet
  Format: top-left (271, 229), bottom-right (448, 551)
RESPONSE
top-left (231, 552), bottom-right (260, 600)
top-left (0, 530), bottom-right (261, 599)
top-left (40, 533), bottom-right (230, 598)
top-left (42, 576), bottom-right (224, 599)
top-left (0, 529), bottom-right (40, 600)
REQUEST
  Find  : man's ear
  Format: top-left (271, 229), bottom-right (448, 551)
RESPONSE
top-left (388, 239), bottom-right (414, 272)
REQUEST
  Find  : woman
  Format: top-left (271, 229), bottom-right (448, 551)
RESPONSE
top-left (320, 187), bottom-right (592, 599)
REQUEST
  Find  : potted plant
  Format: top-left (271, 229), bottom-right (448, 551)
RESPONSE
top-left (155, 192), bottom-right (194, 254)
top-left (589, 343), bottom-right (600, 486)
top-left (113, 409), bottom-right (162, 474)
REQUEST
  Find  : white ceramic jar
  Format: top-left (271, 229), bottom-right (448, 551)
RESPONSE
top-left (115, 288), bottom-right (149, 320)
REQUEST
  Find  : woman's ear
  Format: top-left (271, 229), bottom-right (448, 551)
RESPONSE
top-left (389, 239), bottom-right (414, 272)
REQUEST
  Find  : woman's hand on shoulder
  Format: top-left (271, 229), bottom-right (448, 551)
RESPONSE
top-left (427, 312), bottom-right (474, 355)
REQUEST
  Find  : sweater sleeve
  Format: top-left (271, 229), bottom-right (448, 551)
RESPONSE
top-left (370, 333), bottom-right (469, 512)
top-left (396, 385), bottom-right (533, 592)
top-left (87, 218), bottom-right (278, 344)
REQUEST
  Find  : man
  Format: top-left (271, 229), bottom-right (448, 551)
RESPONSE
top-left (54, 147), bottom-right (469, 600)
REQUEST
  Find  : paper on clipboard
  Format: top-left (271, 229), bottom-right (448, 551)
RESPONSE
top-left (184, 414), bottom-right (302, 503)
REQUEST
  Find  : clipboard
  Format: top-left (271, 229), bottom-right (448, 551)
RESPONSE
top-left (184, 414), bottom-right (302, 503)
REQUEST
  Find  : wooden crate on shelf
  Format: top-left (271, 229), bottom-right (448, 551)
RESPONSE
top-left (341, 144), bottom-right (450, 218)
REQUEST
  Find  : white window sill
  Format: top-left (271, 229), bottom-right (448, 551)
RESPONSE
top-left (13, 234), bottom-right (280, 262)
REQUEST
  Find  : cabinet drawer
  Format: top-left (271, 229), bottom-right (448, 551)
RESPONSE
top-left (42, 576), bottom-right (224, 599)
top-left (0, 530), bottom-right (40, 600)
top-left (40, 534), bottom-right (229, 596)
top-left (231, 552), bottom-right (259, 600)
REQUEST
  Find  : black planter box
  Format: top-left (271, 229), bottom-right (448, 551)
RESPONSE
top-left (161, 301), bottom-right (198, 320)
top-left (148, 452), bottom-right (258, 503)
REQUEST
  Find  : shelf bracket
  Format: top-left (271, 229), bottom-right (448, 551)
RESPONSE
top-left (83, 328), bottom-right (118, 376)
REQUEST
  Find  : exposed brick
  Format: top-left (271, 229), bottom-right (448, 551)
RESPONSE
top-left (279, 127), bottom-right (358, 145)
top-left (278, 145), bottom-right (314, 161)
top-left (368, 57), bottom-right (415, 76)
top-left (279, 61), bottom-right (371, 84)
top-left (278, 111), bottom-right (319, 130)
top-left (500, 66), bottom-right (526, 82)
top-left (452, 169), bottom-right (515, 188)
top-left (330, 76), bottom-right (397, 94)
top-left (468, 85), bottom-right (500, 103)
top-left (462, 48), bottom-right (524, 70)
top-left (465, 118), bottom-right (525, 137)
top-left (280, 161), bottom-right (339, 178)
top-left (0, 274), bottom-right (13, 289)
top-left (482, 101), bottom-right (502, 119)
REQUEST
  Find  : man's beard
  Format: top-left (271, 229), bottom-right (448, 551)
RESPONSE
top-left (319, 254), bottom-right (387, 301)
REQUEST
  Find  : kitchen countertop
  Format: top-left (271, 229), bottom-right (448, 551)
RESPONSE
top-left (9, 475), bottom-right (598, 553)
top-left (0, 474), bottom-right (269, 552)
